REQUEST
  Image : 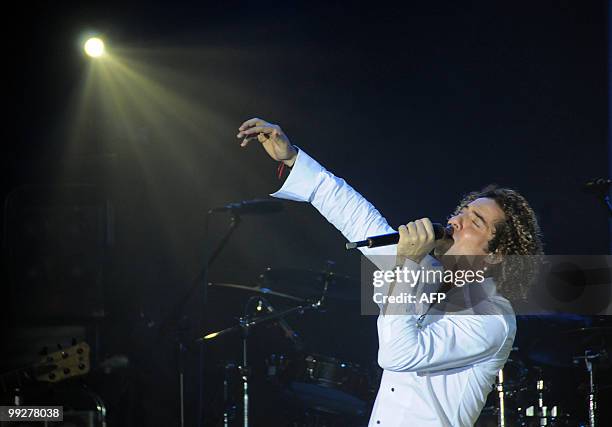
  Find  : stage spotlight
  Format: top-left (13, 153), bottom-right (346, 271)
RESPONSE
top-left (84, 37), bottom-right (105, 58)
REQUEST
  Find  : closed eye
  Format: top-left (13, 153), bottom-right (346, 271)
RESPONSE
top-left (462, 207), bottom-right (482, 228)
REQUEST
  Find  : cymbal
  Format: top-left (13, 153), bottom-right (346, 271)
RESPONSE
top-left (208, 282), bottom-right (306, 302)
top-left (199, 303), bottom-right (314, 342)
top-left (529, 326), bottom-right (612, 367)
top-left (258, 267), bottom-right (361, 302)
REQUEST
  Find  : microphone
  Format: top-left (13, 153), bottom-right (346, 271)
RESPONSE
top-left (345, 223), bottom-right (453, 250)
top-left (209, 198), bottom-right (284, 215)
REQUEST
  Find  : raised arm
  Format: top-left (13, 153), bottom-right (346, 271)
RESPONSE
top-left (237, 117), bottom-right (396, 266)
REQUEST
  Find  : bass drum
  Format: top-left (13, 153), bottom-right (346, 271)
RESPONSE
top-left (266, 352), bottom-right (374, 418)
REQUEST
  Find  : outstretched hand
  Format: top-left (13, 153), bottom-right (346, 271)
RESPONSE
top-left (237, 118), bottom-right (298, 167)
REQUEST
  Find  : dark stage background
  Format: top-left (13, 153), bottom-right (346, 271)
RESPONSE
top-left (1, 1), bottom-right (610, 426)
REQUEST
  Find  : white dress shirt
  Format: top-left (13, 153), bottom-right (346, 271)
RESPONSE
top-left (271, 148), bottom-right (516, 427)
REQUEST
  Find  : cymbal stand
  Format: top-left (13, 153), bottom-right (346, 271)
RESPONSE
top-left (524, 369), bottom-right (559, 426)
top-left (495, 367), bottom-right (507, 427)
top-left (573, 350), bottom-right (600, 427)
top-left (222, 362), bottom-right (237, 427)
top-left (318, 260), bottom-right (335, 307)
top-left (239, 316), bottom-right (250, 427)
top-left (200, 296), bottom-right (325, 427)
top-left (535, 378), bottom-right (548, 426)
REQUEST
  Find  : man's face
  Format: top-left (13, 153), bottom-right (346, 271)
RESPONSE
top-left (445, 197), bottom-right (506, 256)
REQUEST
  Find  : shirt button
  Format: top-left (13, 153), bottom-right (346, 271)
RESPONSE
top-left (376, 421), bottom-right (380, 424)
top-left (391, 387), bottom-right (395, 392)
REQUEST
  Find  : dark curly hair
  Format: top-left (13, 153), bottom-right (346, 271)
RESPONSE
top-left (450, 185), bottom-right (544, 300)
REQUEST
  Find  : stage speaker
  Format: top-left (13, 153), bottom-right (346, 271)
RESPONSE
top-left (3, 184), bottom-right (113, 321)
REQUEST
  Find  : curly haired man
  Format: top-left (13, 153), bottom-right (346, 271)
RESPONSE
top-left (236, 117), bottom-right (543, 427)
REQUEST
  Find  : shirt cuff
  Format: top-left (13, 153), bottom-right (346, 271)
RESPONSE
top-left (270, 147), bottom-right (324, 202)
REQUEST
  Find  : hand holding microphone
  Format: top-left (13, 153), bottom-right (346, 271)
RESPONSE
top-left (346, 220), bottom-right (453, 254)
top-left (396, 218), bottom-right (440, 264)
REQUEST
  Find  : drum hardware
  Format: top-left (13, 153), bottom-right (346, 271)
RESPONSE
top-left (477, 353), bottom-right (528, 427)
top-left (477, 360), bottom-right (574, 427)
top-left (160, 201), bottom-right (286, 427)
top-left (523, 375), bottom-right (560, 426)
top-left (208, 282), bottom-right (307, 303)
top-left (205, 260), bottom-right (373, 426)
top-left (496, 367), bottom-right (507, 427)
top-left (157, 208), bottom-right (243, 427)
top-left (573, 350), bottom-right (605, 427)
top-left (258, 263), bottom-right (374, 422)
top-left (199, 293), bottom-right (327, 427)
top-left (525, 326), bottom-right (612, 427)
top-left (258, 266), bottom-right (360, 303)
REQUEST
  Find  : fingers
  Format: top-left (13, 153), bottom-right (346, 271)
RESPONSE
top-left (238, 117), bottom-right (268, 131)
top-left (420, 218), bottom-right (435, 242)
top-left (240, 137), bottom-right (254, 147)
top-left (397, 218), bottom-right (435, 263)
top-left (398, 223), bottom-right (418, 246)
top-left (407, 222), bottom-right (418, 242)
top-left (236, 121), bottom-right (280, 148)
top-left (398, 224), bottom-right (409, 241)
top-left (401, 218), bottom-right (434, 243)
top-left (237, 118), bottom-right (266, 147)
top-left (237, 125), bottom-right (277, 138)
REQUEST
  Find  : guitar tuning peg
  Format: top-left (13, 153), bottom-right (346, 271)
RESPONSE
top-left (39, 346), bottom-right (48, 356)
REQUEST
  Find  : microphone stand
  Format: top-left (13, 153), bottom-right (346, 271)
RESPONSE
top-left (157, 210), bottom-right (242, 427)
top-left (199, 212), bottom-right (241, 427)
top-left (208, 213), bottom-right (241, 265)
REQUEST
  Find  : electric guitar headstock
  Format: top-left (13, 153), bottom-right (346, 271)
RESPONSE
top-left (33, 342), bottom-right (91, 383)
top-left (1, 342), bottom-right (90, 392)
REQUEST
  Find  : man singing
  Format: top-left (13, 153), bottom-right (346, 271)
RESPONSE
top-left (236, 117), bottom-right (543, 426)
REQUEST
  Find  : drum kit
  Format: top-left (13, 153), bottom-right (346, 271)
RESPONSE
top-left (201, 265), bottom-right (611, 427)
top-left (476, 323), bottom-right (612, 427)
top-left (202, 265), bottom-right (378, 427)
